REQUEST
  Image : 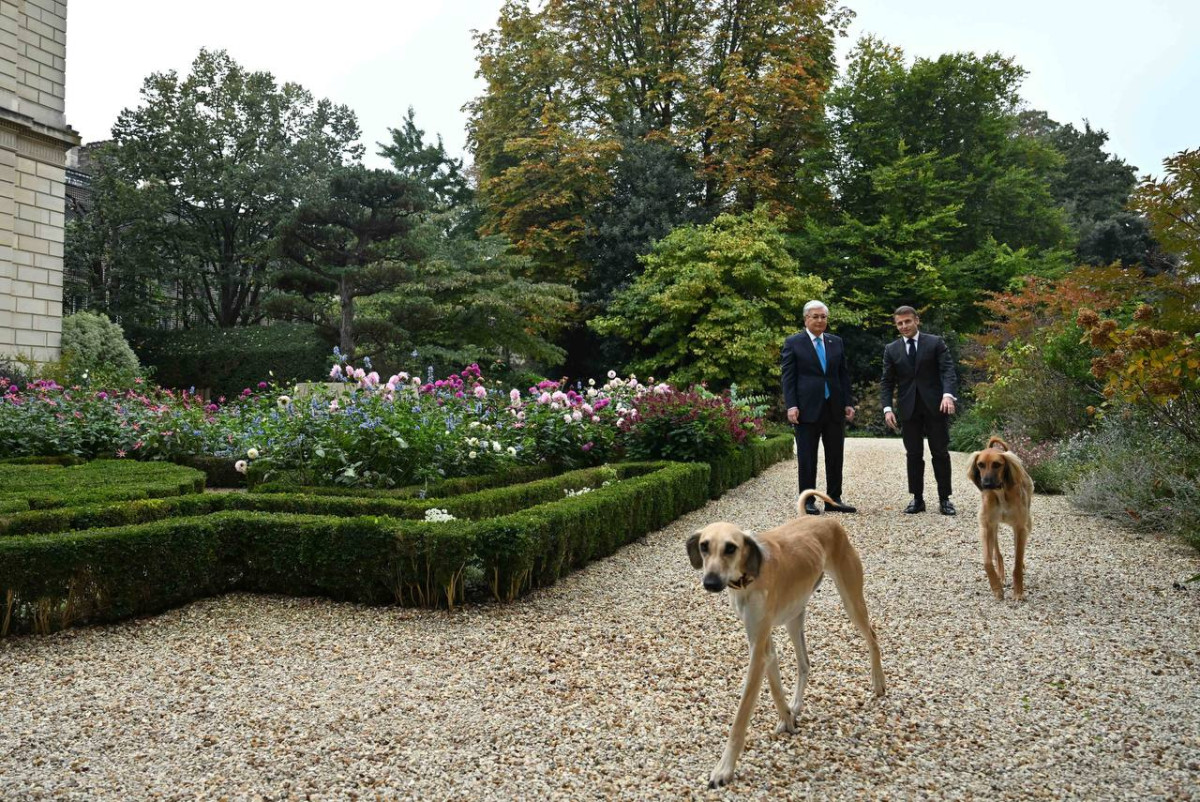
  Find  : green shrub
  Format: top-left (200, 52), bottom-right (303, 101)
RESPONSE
top-left (0, 355), bottom-right (31, 387)
top-left (707, 434), bottom-right (794, 498)
top-left (129, 322), bottom-right (330, 396)
top-left (1065, 413), bottom-right (1200, 550)
top-left (0, 437), bottom-right (795, 635)
top-left (0, 461), bottom-right (711, 634)
top-left (0, 461), bottom-right (205, 511)
top-left (949, 406), bottom-right (998, 453)
top-left (0, 455), bottom-right (86, 466)
top-left (626, 387), bottom-right (762, 463)
top-left (253, 464), bottom-right (556, 498)
top-left (58, 311), bottom-right (141, 385)
top-left (173, 455), bottom-right (246, 488)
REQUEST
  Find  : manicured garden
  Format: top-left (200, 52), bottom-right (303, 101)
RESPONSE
top-left (0, 360), bottom-right (793, 637)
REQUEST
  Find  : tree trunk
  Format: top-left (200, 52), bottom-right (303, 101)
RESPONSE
top-left (340, 278), bottom-right (355, 362)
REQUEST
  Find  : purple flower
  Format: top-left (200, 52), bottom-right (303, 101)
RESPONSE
top-left (581, 442), bottom-right (594, 452)
top-left (257, 381), bottom-right (268, 390)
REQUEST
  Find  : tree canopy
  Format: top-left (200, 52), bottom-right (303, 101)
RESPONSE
top-left (468, 0), bottom-right (848, 286)
top-left (592, 208), bottom-right (831, 393)
top-left (72, 49), bottom-right (362, 328)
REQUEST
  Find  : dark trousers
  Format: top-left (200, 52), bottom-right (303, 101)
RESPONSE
top-left (902, 402), bottom-right (952, 499)
top-left (793, 398), bottom-right (845, 498)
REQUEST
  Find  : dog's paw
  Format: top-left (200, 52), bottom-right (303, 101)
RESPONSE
top-left (775, 713), bottom-right (798, 735)
top-left (708, 762), bottom-right (735, 789)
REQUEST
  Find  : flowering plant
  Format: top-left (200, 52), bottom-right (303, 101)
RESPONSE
top-left (0, 357), bottom-right (764, 487)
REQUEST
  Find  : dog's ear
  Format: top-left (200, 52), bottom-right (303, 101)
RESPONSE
top-left (686, 532), bottom-right (703, 569)
top-left (1001, 454), bottom-right (1014, 487)
top-left (741, 532), bottom-right (763, 580)
top-left (967, 452), bottom-right (983, 489)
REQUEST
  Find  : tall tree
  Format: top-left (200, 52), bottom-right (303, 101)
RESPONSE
top-left (379, 107), bottom-right (474, 215)
top-left (592, 208), bottom-right (832, 393)
top-left (361, 234), bottom-right (577, 374)
top-left (1131, 147), bottom-right (1199, 278)
top-left (468, 0), bottom-right (847, 285)
top-left (800, 38), bottom-right (1072, 330)
top-left (75, 49), bottom-right (362, 328)
top-left (270, 166), bottom-right (427, 361)
top-left (1020, 111), bottom-right (1156, 267)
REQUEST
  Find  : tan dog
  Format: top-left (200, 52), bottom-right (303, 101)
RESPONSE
top-left (967, 437), bottom-right (1034, 601)
top-left (685, 490), bottom-right (885, 789)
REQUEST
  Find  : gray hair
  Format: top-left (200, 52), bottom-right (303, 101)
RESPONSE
top-left (803, 301), bottom-right (829, 316)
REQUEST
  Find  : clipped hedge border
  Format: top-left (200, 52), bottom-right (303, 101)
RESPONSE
top-left (0, 462), bottom-right (206, 512)
top-left (173, 455), bottom-right (246, 489)
top-left (0, 464), bottom-right (659, 538)
top-left (0, 462), bottom-right (709, 636)
top-left (707, 433), bottom-right (794, 498)
top-left (253, 464), bottom-right (556, 499)
top-left (0, 455), bottom-right (86, 466)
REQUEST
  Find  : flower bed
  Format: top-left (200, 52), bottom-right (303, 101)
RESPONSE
top-left (0, 364), bottom-right (764, 490)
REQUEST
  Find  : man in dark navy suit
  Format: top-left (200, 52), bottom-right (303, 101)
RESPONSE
top-left (880, 306), bottom-right (959, 515)
top-left (781, 300), bottom-right (857, 515)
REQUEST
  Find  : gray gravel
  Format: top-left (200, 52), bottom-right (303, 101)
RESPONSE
top-left (2, 437), bottom-right (1198, 801)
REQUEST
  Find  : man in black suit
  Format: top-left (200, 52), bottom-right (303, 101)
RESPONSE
top-left (880, 306), bottom-right (959, 515)
top-left (782, 300), bottom-right (857, 515)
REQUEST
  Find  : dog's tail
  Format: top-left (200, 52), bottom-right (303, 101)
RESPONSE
top-left (798, 489), bottom-right (837, 516)
top-left (986, 436), bottom-right (1010, 452)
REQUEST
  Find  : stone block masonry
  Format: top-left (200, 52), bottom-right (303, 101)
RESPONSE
top-left (0, 0), bottom-right (79, 364)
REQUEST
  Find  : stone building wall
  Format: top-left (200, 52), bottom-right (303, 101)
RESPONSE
top-left (0, 0), bottom-right (79, 364)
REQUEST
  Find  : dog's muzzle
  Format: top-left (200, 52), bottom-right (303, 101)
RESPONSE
top-left (702, 574), bottom-right (725, 593)
top-left (981, 480), bottom-right (1002, 489)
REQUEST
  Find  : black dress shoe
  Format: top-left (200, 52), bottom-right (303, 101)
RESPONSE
top-left (803, 501), bottom-right (820, 515)
top-left (826, 497), bottom-right (857, 513)
top-left (939, 498), bottom-right (957, 516)
top-left (903, 498), bottom-right (926, 514)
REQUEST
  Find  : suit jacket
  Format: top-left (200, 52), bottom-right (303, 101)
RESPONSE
top-left (880, 332), bottom-right (957, 420)
top-left (781, 330), bottom-right (853, 424)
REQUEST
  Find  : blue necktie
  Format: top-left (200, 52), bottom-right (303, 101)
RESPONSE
top-left (814, 337), bottom-right (829, 399)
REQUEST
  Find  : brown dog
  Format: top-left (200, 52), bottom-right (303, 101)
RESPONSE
top-left (967, 437), bottom-right (1034, 601)
top-left (685, 490), bottom-right (885, 788)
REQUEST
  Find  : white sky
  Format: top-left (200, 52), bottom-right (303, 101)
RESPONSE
top-left (65, 0), bottom-right (1198, 178)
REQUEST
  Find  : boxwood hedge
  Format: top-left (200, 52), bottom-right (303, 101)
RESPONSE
top-left (0, 434), bottom-right (793, 637)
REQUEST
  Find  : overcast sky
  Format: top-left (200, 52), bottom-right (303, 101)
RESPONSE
top-left (65, 0), bottom-right (1198, 178)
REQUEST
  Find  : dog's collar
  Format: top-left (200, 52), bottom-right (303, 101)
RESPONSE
top-left (727, 575), bottom-right (754, 590)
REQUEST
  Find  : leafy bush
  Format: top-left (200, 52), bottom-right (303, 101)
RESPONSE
top-left (990, 432), bottom-right (1070, 494)
top-left (0, 355), bottom-right (30, 387)
top-left (58, 311), bottom-right (141, 385)
top-left (949, 405), bottom-right (997, 453)
top-left (1065, 412), bottom-right (1200, 549)
top-left (130, 322), bottom-right (330, 397)
top-left (850, 380), bottom-right (892, 437)
top-left (624, 386), bottom-right (762, 463)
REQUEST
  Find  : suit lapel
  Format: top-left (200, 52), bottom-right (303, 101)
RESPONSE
top-left (799, 332), bottom-right (819, 366)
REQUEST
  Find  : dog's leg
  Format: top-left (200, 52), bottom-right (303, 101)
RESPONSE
top-left (980, 517), bottom-right (1004, 600)
top-left (992, 535), bottom-right (1006, 587)
top-left (763, 634), bottom-right (796, 734)
top-left (1012, 523), bottom-right (1029, 601)
top-left (784, 610), bottom-right (810, 718)
top-left (709, 630), bottom-right (770, 788)
top-left (830, 557), bottom-right (886, 698)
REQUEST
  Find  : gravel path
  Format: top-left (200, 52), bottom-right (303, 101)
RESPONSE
top-left (2, 438), bottom-right (1198, 801)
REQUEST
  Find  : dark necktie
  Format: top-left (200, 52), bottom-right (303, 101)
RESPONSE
top-left (906, 338), bottom-right (916, 366)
